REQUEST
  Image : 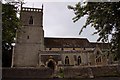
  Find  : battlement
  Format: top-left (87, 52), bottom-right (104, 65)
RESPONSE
top-left (22, 7), bottom-right (43, 12)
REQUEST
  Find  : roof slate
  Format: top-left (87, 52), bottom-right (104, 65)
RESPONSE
top-left (44, 37), bottom-right (110, 49)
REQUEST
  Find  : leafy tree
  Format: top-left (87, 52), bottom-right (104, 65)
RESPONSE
top-left (68, 2), bottom-right (120, 59)
top-left (2, 3), bottom-right (20, 67)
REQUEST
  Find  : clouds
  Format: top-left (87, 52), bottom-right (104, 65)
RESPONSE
top-left (23, 2), bottom-right (99, 42)
top-left (43, 3), bottom-right (77, 36)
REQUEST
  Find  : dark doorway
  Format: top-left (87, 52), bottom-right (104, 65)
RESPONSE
top-left (47, 60), bottom-right (55, 70)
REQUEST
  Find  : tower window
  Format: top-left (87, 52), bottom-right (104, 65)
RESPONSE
top-left (29, 16), bottom-right (33, 24)
top-left (27, 36), bottom-right (29, 39)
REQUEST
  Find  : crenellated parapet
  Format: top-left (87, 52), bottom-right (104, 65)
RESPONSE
top-left (22, 7), bottom-right (43, 12)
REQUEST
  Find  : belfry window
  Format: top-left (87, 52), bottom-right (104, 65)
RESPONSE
top-left (27, 36), bottom-right (29, 39)
top-left (29, 16), bottom-right (33, 24)
top-left (78, 56), bottom-right (81, 65)
top-left (65, 56), bottom-right (69, 65)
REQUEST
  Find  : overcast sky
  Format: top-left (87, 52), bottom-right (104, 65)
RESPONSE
top-left (22, 1), bottom-right (99, 42)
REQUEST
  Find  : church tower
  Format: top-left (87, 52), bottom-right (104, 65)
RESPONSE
top-left (12, 7), bottom-right (44, 67)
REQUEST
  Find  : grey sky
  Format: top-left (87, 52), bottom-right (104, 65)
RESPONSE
top-left (23, 1), bottom-right (99, 42)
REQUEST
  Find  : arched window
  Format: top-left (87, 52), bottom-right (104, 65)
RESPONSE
top-left (96, 56), bottom-right (102, 63)
top-left (65, 56), bottom-right (69, 65)
top-left (29, 16), bottom-right (33, 24)
top-left (95, 51), bottom-right (102, 63)
top-left (73, 48), bottom-right (75, 50)
top-left (61, 48), bottom-right (64, 51)
top-left (78, 56), bottom-right (81, 65)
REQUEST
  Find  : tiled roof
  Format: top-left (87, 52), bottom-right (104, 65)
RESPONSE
top-left (44, 37), bottom-right (110, 49)
top-left (44, 37), bottom-right (90, 48)
top-left (90, 42), bottom-right (110, 49)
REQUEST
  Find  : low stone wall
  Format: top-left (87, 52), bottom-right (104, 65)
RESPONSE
top-left (2, 65), bottom-right (120, 79)
top-left (64, 65), bottom-right (120, 78)
top-left (91, 65), bottom-right (120, 77)
top-left (2, 67), bottom-right (53, 79)
top-left (64, 66), bottom-right (90, 78)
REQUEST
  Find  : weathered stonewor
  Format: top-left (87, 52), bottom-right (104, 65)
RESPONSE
top-left (2, 67), bottom-right (53, 79)
top-left (91, 65), bottom-right (120, 77)
top-left (64, 66), bottom-right (90, 78)
top-left (63, 65), bottom-right (120, 78)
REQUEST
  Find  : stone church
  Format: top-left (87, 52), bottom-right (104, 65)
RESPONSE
top-left (11, 7), bottom-right (110, 70)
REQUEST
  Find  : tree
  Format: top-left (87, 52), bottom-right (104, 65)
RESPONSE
top-left (2, 3), bottom-right (20, 67)
top-left (68, 2), bottom-right (120, 59)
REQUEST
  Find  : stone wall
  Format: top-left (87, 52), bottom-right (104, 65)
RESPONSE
top-left (63, 65), bottom-right (120, 78)
top-left (91, 65), bottom-right (120, 77)
top-left (2, 65), bottom-right (120, 79)
top-left (2, 67), bottom-right (53, 79)
top-left (64, 66), bottom-right (90, 78)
